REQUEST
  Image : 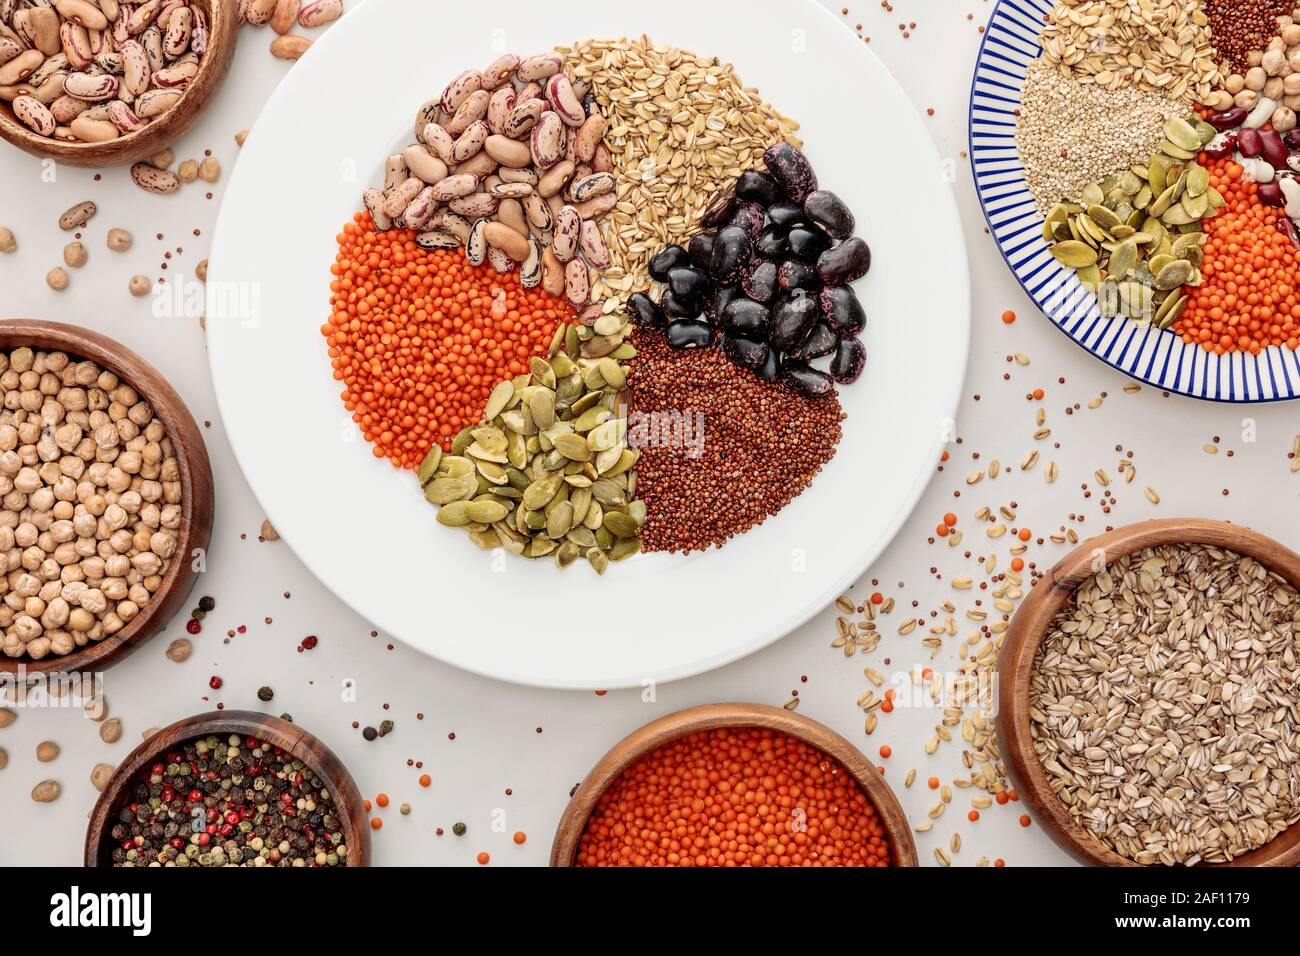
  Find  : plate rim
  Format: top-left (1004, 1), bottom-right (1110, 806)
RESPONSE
top-left (968, 0), bottom-right (1300, 405)
top-left (205, 0), bottom-right (972, 689)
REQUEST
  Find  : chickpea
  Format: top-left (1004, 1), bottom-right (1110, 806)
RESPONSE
top-left (62, 241), bottom-right (87, 269)
top-left (0, 227), bottom-right (15, 254)
top-left (177, 159), bottom-right (199, 183)
top-left (128, 275), bottom-right (151, 297)
top-left (1274, 106), bottom-right (1298, 132)
top-left (46, 268), bottom-right (69, 292)
top-left (1265, 76), bottom-right (1286, 100)
top-left (1236, 89), bottom-right (1260, 110)
top-left (106, 228), bottom-right (132, 252)
top-left (198, 157), bottom-right (221, 183)
top-left (1246, 66), bottom-right (1268, 91)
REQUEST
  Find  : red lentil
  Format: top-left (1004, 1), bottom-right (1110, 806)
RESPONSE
top-left (575, 727), bottom-right (892, 867)
top-left (629, 331), bottom-right (844, 553)
top-left (323, 212), bottom-right (572, 469)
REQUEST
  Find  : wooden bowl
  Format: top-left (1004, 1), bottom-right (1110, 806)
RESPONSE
top-left (0, 318), bottom-right (214, 675)
top-left (550, 702), bottom-right (918, 866)
top-left (0, 0), bottom-right (239, 168)
top-left (85, 710), bottom-right (371, 866)
top-left (998, 517), bottom-right (1300, 867)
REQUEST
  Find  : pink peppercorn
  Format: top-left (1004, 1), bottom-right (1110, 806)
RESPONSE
top-left (186, 619), bottom-right (202, 635)
top-left (208, 675), bottom-right (222, 689)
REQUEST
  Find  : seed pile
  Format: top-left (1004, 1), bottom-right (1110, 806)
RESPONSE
top-left (1031, 544), bottom-right (1300, 866)
top-left (1209, 11), bottom-right (1300, 129)
top-left (629, 330), bottom-right (843, 554)
top-left (1037, 0), bottom-right (1223, 104)
top-left (576, 727), bottom-right (893, 867)
top-left (563, 37), bottom-right (803, 310)
top-left (1204, 0), bottom-right (1294, 73)
top-left (0, 347), bottom-right (182, 660)
top-left (107, 733), bottom-right (349, 867)
top-left (1018, 57), bottom-right (1188, 215)
top-left (1, 0), bottom-right (212, 145)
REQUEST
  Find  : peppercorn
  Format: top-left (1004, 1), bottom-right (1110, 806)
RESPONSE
top-left (186, 619), bottom-right (202, 635)
top-left (198, 596), bottom-right (216, 612)
top-left (452, 821), bottom-right (466, 836)
top-left (378, 719), bottom-right (394, 736)
top-left (400, 803), bottom-right (411, 815)
top-left (362, 726), bottom-right (378, 741)
top-left (257, 686), bottom-right (274, 702)
top-left (208, 675), bottom-right (222, 689)
top-left (191, 609), bottom-right (206, 621)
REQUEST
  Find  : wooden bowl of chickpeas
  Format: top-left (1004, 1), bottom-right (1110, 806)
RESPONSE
top-left (0, 319), bottom-right (213, 675)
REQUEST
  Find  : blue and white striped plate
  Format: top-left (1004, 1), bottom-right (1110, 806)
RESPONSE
top-left (969, 0), bottom-right (1300, 402)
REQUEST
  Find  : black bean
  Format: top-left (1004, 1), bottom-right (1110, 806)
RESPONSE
top-left (722, 334), bottom-right (770, 372)
top-left (705, 285), bottom-right (740, 326)
top-left (664, 319), bottom-right (715, 349)
top-left (767, 202), bottom-right (807, 229)
top-left (668, 266), bottom-right (711, 305)
top-left (721, 298), bottom-right (772, 336)
top-left (742, 260), bottom-right (779, 303)
top-left (628, 292), bottom-right (667, 330)
top-left (735, 170), bottom-right (783, 207)
top-left (817, 237), bottom-right (871, 285)
top-left (649, 245), bottom-right (689, 282)
top-left (769, 292), bottom-right (819, 352)
top-left (787, 227), bottom-right (832, 264)
top-left (788, 321), bottom-right (837, 361)
top-left (757, 224), bottom-right (789, 259)
top-left (830, 336), bottom-right (866, 384)
top-left (709, 225), bottom-right (751, 285)
top-left (804, 190), bottom-right (856, 240)
top-left (763, 142), bottom-right (818, 204)
top-left (729, 200), bottom-right (767, 240)
top-left (756, 346), bottom-right (782, 382)
top-left (688, 233), bottom-right (715, 270)
top-left (781, 360), bottom-right (835, 398)
top-left (778, 259), bottom-right (821, 294)
top-left (700, 193), bottom-right (738, 229)
top-left (819, 285), bottom-right (866, 336)
top-left (660, 289), bottom-right (700, 319)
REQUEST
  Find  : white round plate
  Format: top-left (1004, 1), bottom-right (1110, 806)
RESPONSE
top-left (970, 0), bottom-right (1300, 403)
top-left (207, 0), bottom-right (969, 689)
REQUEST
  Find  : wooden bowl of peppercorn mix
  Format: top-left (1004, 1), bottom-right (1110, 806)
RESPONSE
top-left (85, 710), bottom-right (371, 867)
top-left (998, 518), bottom-right (1300, 868)
top-left (0, 319), bottom-right (214, 676)
top-left (550, 703), bottom-right (918, 867)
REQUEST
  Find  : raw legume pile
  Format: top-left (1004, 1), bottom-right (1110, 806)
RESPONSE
top-left (105, 733), bottom-right (349, 867)
top-left (0, 347), bottom-right (182, 660)
top-left (629, 330), bottom-right (843, 554)
top-left (575, 727), bottom-right (893, 867)
top-left (1, 0), bottom-right (212, 145)
top-left (324, 215), bottom-right (572, 468)
top-left (1031, 544), bottom-right (1300, 866)
top-left (1204, 0), bottom-right (1295, 73)
top-left (631, 142), bottom-right (871, 398)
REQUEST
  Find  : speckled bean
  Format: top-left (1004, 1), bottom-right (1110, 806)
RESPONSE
top-left (503, 98), bottom-right (543, 139)
top-left (517, 53), bottom-right (562, 82)
top-left (403, 144), bottom-right (449, 185)
top-left (529, 110), bottom-right (563, 168)
top-left (545, 74), bottom-right (584, 127)
top-left (298, 0), bottom-right (343, 28)
top-left (486, 85), bottom-right (515, 135)
top-left (444, 88), bottom-right (488, 137)
top-left (552, 205), bottom-right (581, 262)
top-left (430, 173), bottom-right (478, 201)
top-left (130, 161), bottom-right (178, 193)
top-left (451, 119), bottom-right (489, 163)
top-left (133, 86), bottom-right (180, 117)
top-left (481, 52), bottom-right (518, 90)
top-left (579, 219), bottom-right (611, 269)
top-left (382, 176), bottom-right (423, 215)
top-left (448, 192), bottom-right (498, 218)
top-left (440, 68), bottom-right (481, 114)
top-left (363, 187), bottom-right (392, 230)
top-left (564, 257), bottom-right (590, 306)
top-left (12, 94), bottom-right (54, 135)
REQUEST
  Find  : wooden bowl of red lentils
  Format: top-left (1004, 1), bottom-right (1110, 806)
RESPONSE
top-left (85, 710), bottom-right (370, 867)
top-left (550, 703), bottom-right (918, 867)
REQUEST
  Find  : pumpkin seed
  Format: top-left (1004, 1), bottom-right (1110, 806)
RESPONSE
top-left (1050, 240), bottom-right (1098, 267)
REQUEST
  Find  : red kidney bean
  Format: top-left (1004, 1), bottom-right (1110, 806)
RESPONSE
top-left (1277, 215), bottom-right (1300, 250)
top-left (1205, 107), bottom-right (1247, 131)
top-left (1261, 131), bottom-right (1288, 169)
top-left (1201, 131), bottom-right (1238, 161)
top-left (1238, 127), bottom-right (1263, 158)
top-left (1285, 128), bottom-right (1300, 150)
top-left (1258, 181), bottom-right (1285, 207)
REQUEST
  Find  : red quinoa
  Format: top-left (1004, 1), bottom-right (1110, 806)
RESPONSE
top-left (628, 331), bottom-right (844, 553)
top-left (1205, 0), bottom-right (1291, 72)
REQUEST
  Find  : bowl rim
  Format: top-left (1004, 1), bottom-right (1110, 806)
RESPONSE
top-left (0, 318), bottom-right (214, 676)
top-left (997, 517), bottom-right (1300, 867)
top-left (0, 0), bottom-right (239, 167)
top-left (84, 709), bottom-right (372, 867)
top-left (549, 701), bottom-right (919, 867)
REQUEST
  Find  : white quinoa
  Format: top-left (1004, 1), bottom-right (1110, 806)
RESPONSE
top-left (1016, 57), bottom-right (1187, 216)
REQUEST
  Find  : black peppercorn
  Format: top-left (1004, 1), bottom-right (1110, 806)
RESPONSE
top-left (362, 726), bottom-right (378, 741)
top-left (257, 686), bottom-right (274, 702)
top-left (198, 595), bottom-right (216, 612)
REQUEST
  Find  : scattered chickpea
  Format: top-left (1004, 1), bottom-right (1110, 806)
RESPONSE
top-left (46, 267), bottom-right (69, 291)
top-left (90, 763), bottom-right (114, 791)
top-left (177, 159), bottom-right (199, 183)
top-left (62, 241), bottom-right (87, 269)
top-left (260, 518), bottom-right (279, 540)
top-left (165, 637), bottom-right (192, 662)
top-left (198, 156), bottom-right (221, 183)
top-left (0, 708), bottom-right (14, 727)
top-left (196, 259), bottom-right (208, 282)
top-left (0, 747), bottom-right (7, 770)
top-left (35, 740), bottom-right (59, 762)
top-left (235, 129), bottom-right (249, 147)
top-left (150, 149), bottom-right (174, 169)
top-left (31, 780), bottom-right (60, 803)
top-left (128, 274), bottom-right (152, 297)
top-left (106, 228), bottom-right (133, 252)
top-left (0, 226), bottom-right (15, 253)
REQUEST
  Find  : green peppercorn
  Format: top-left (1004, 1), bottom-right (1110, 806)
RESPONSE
top-left (280, 712), bottom-right (293, 722)
top-left (379, 719), bottom-right (394, 736)
top-left (400, 803), bottom-right (411, 815)
top-left (452, 821), bottom-right (466, 836)
top-left (191, 609), bottom-right (206, 621)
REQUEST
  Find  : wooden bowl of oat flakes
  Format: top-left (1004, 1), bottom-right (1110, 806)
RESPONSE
top-left (0, 319), bottom-right (213, 675)
top-left (999, 518), bottom-right (1300, 867)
